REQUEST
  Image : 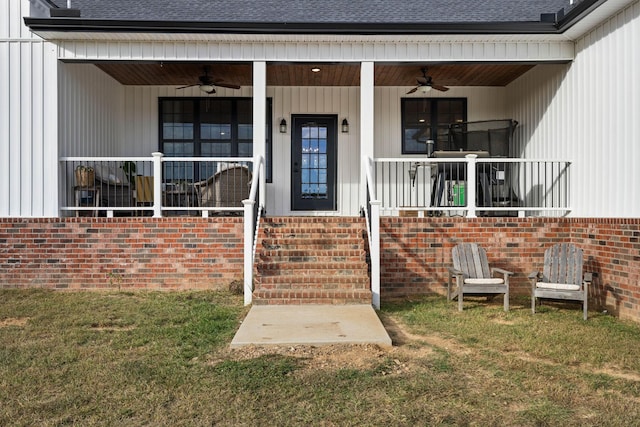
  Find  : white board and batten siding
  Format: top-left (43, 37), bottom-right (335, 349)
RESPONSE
top-left (5, 0), bottom-right (640, 218)
top-left (507, 0), bottom-right (640, 217)
top-left (1, 0), bottom-right (58, 217)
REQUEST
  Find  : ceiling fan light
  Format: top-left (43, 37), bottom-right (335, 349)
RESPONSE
top-left (200, 84), bottom-right (214, 93)
top-left (420, 85), bottom-right (432, 94)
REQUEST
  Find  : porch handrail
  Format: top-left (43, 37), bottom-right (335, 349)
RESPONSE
top-left (362, 156), bottom-right (381, 310)
top-left (242, 155), bottom-right (264, 306)
top-left (60, 154), bottom-right (255, 217)
top-left (373, 156), bottom-right (572, 217)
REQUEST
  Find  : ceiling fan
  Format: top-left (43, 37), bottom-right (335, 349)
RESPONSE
top-left (176, 66), bottom-right (241, 94)
top-left (406, 67), bottom-right (449, 94)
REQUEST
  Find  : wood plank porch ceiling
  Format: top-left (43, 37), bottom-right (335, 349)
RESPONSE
top-left (96, 62), bottom-right (535, 87)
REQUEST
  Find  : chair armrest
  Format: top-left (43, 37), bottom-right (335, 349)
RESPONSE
top-left (448, 267), bottom-right (463, 277)
top-left (491, 267), bottom-right (513, 277)
top-left (583, 272), bottom-right (593, 283)
top-left (528, 271), bottom-right (540, 280)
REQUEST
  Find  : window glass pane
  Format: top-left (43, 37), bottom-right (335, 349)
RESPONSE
top-left (163, 161), bottom-right (194, 182)
top-left (402, 98), bottom-right (466, 154)
top-left (238, 142), bottom-right (252, 157)
top-left (238, 124), bottom-right (253, 140)
top-left (201, 124), bottom-right (231, 140)
top-left (200, 100), bottom-right (231, 140)
top-left (162, 100), bottom-right (194, 140)
top-left (164, 142), bottom-right (194, 156)
top-left (160, 98), bottom-right (271, 180)
top-left (202, 142), bottom-right (231, 156)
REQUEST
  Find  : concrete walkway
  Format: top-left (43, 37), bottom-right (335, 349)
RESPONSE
top-left (230, 305), bottom-right (393, 348)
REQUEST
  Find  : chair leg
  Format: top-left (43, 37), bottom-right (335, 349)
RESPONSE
top-left (504, 275), bottom-right (510, 312)
top-left (457, 277), bottom-right (463, 312)
top-left (530, 279), bottom-right (536, 314)
top-left (531, 295), bottom-right (536, 314)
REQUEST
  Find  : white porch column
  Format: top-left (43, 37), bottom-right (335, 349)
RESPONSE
top-left (360, 61), bottom-right (375, 207)
top-left (252, 61), bottom-right (267, 208)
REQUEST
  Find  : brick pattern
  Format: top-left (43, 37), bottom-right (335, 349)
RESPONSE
top-left (253, 217), bottom-right (371, 304)
top-left (0, 218), bottom-right (244, 290)
top-left (1, 216), bottom-right (639, 322)
top-left (380, 217), bottom-right (640, 322)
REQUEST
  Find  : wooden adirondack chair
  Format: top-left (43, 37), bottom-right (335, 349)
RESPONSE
top-left (448, 243), bottom-right (513, 312)
top-left (529, 243), bottom-right (592, 320)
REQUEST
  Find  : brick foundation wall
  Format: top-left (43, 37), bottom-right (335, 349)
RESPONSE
top-left (0, 218), bottom-right (244, 291)
top-left (380, 217), bottom-right (640, 322)
top-left (1, 216), bottom-right (639, 322)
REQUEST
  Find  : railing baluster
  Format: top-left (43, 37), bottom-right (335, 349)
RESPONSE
top-left (370, 156), bottom-right (571, 217)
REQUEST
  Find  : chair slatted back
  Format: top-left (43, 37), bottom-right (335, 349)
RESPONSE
top-left (214, 165), bottom-right (251, 207)
top-left (452, 243), bottom-right (491, 279)
top-left (543, 243), bottom-right (583, 286)
top-left (135, 176), bottom-right (154, 203)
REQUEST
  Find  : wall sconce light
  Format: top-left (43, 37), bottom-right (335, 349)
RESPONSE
top-left (341, 118), bottom-right (349, 133)
top-left (279, 118), bottom-right (287, 133)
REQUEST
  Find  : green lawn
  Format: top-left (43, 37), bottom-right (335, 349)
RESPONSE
top-left (2, 289), bottom-right (640, 426)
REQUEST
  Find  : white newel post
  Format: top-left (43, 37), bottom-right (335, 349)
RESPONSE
top-left (465, 154), bottom-right (478, 218)
top-left (152, 152), bottom-right (163, 218)
top-left (242, 199), bottom-right (255, 306)
top-left (370, 200), bottom-right (381, 310)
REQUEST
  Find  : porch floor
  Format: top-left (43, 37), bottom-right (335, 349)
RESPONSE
top-left (230, 305), bottom-right (392, 348)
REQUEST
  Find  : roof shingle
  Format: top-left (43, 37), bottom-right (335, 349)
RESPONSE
top-left (49, 0), bottom-right (573, 24)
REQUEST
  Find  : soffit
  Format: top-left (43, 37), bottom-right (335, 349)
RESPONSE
top-left (96, 62), bottom-right (537, 87)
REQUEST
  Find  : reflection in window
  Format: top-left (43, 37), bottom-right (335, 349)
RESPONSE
top-left (300, 125), bottom-right (329, 199)
top-left (401, 98), bottom-right (466, 154)
top-left (159, 97), bottom-right (273, 181)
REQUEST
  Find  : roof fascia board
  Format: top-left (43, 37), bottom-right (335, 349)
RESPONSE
top-left (23, 18), bottom-right (560, 37)
top-left (558, 0), bottom-right (638, 39)
top-left (556, 0), bottom-right (607, 30)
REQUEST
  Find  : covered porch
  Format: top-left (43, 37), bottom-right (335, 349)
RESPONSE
top-left (51, 47), bottom-right (578, 309)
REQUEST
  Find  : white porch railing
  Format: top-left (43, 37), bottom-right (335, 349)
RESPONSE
top-left (242, 155), bottom-right (264, 306)
top-left (371, 155), bottom-right (572, 217)
top-left (362, 156), bottom-right (381, 310)
top-left (60, 154), bottom-right (254, 217)
top-left (362, 154), bottom-right (572, 309)
top-left (61, 153), bottom-right (264, 306)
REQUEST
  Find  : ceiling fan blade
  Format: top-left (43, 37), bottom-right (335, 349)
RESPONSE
top-left (176, 84), bottom-right (198, 90)
top-left (406, 86), bottom-right (419, 95)
top-left (213, 82), bottom-right (241, 90)
top-left (431, 84), bottom-right (449, 92)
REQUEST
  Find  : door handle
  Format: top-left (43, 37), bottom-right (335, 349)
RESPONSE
top-left (293, 162), bottom-right (299, 173)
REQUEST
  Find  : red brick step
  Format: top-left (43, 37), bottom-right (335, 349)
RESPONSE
top-left (253, 217), bottom-right (371, 305)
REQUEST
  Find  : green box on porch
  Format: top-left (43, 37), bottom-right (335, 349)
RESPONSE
top-left (453, 183), bottom-right (465, 206)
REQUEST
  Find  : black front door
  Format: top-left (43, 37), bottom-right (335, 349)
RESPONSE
top-left (291, 115), bottom-right (337, 211)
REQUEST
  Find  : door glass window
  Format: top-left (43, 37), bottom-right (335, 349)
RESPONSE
top-left (301, 125), bottom-right (328, 199)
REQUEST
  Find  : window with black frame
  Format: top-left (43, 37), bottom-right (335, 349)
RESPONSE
top-left (159, 97), bottom-right (273, 182)
top-left (401, 98), bottom-right (467, 154)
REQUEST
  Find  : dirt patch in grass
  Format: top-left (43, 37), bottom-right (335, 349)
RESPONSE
top-left (0, 317), bottom-right (29, 327)
top-left (214, 315), bottom-right (453, 376)
top-left (89, 324), bottom-right (137, 332)
top-left (221, 312), bottom-right (640, 388)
